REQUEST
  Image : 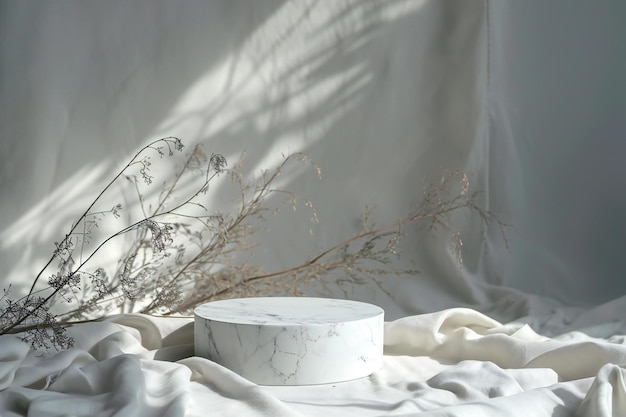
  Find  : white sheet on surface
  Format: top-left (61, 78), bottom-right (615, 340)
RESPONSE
top-left (1, 310), bottom-right (625, 417)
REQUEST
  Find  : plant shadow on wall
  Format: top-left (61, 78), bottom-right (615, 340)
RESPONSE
top-left (0, 1), bottom-right (507, 350)
top-left (0, 0), bottom-right (401, 307)
top-left (0, 136), bottom-right (505, 350)
top-left (145, 0), bottom-right (451, 300)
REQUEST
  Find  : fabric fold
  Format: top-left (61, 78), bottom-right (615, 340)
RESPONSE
top-left (2, 309), bottom-right (626, 416)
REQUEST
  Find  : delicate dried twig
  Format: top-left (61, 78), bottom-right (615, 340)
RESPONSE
top-left (1, 138), bottom-right (507, 351)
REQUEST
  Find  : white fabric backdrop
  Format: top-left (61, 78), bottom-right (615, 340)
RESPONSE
top-left (2, 0), bottom-right (624, 322)
top-left (487, 0), bottom-right (626, 308)
top-left (1, 1), bottom-right (626, 415)
top-left (1, 0), bottom-right (492, 320)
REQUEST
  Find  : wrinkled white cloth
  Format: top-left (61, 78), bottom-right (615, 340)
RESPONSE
top-left (1, 309), bottom-right (625, 416)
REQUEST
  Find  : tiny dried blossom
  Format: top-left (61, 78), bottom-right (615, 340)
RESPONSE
top-left (155, 146), bottom-right (166, 158)
top-left (122, 254), bottom-right (135, 277)
top-left (48, 273), bottom-right (75, 289)
top-left (142, 220), bottom-right (173, 253)
top-left (128, 270), bottom-right (149, 300)
top-left (111, 204), bottom-right (123, 218)
top-left (138, 157), bottom-right (153, 185)
top-left (1, 296), bottom-right (73, 350)
top-left (53, 237), bottom-right (74, 256)
top-left (119, 254), bottom-right (137, 299)
top-left (141, 171), bottom-right (153, 185)
top-left (460, 173), bottom-right (469, 196)
top-left (48, 272), bottom-right (81, 302)
top-left (146, 137), bottom-right (183, 158)
top-left (294, 153), bottom-right (322, 179)
top-left (89, 268), bottom-right (109, 298)
top-left (153, 275), bottom-right (182, 311)
top-left (209, 153), bottom-right (227, 174)
top-left (1, 285), bottom-right (10, 301)
top-left (172, 137), bottom-right (184, 152)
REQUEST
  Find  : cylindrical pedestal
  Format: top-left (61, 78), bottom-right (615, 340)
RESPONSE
top-left (194, 297), bottom-right (384, 385)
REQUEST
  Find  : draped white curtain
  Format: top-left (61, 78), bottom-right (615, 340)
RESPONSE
top-left (487, 1), bottom-right (626, 310)
top-left (1, 0), bottom-right (624, 324)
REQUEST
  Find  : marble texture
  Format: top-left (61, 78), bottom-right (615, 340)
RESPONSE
top-left (194, 297), bottom-right (384, 385)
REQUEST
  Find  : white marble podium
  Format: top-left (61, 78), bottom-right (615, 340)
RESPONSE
top-left (194, 297), bottom-right (384, 385)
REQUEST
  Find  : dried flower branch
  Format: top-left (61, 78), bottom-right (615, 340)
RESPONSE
top-left (0, 137), bottom-right (186, 348)
top-left (162, 170), bottom-right (506, 313)
top-left (0, 137), bottom-right (506, 351)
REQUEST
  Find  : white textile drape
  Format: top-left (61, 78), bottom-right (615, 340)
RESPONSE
top-left (0, 0), bottom-right (624, 327)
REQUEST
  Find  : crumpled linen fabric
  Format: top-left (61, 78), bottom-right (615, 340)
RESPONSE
top-left (0, 315), bottom-right (303, 417)
top-left (0, 310), bottom-right (624, 417)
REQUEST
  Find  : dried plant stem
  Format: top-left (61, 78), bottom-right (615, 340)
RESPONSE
top-left (137, 153), bottom-right (306, 314)
top-left (27, 137), bottom-right (182, 295)
top-left (165, 188), bottom-right (501, 315)
top-left (1, 138), bottom-right (506, 351)
top-left (0, 137), bottom-right (185, 345)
